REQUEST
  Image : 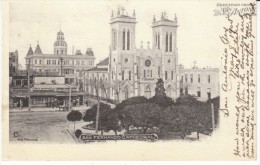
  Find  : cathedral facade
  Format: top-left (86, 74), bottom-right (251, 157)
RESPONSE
top-left (86, 9), bottom-right (180, 102)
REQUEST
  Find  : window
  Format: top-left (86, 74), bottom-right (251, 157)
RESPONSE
top-left (166, 32), bottom-right (168, 52)
top-left (52, 60), bottom-right (56, 65)
top-left (81, 61), bottom-right (85, 65)
top-left (129, 70), bottom-right (131, 80)
top-left (150, 70), bottom-right (152, 77)
top-left (35, 59), bottom-right (37, 64)
top-left (144, 70), bottom-right (146, 78)
top-left (197, 87), bottom-right (201, 97)
top-left (185, 74), bottom-right (187, 82)
top-left (123, 30), bottom-right (126, 50)
top-left (122, 70), bottom-right (124, 80)
top-left (208, 75), bottom-right (211, 83)
top-left (171, 71), bottom-right (173, 80)
top-left (185, 87), bottom-right (188, 95)
top-left (158, 66), bottom-right (160, 77)
top-left (47, 60), bottom-right (51, 65)
top-left (72, 60), bottom-right (74, 65)
top-left (127, 30), bottom-right (130, 50)
top-left (155, 34), bottom-right (158, 46)
top-left (137, 66), bottom-right (139, 79)
top-left (158, 33), bottom-right (160, 49)
top-left (207, 88), bottom-right (211, 99)
top-left (165, 71), bottom-right (168, 80)
top-left (77, 60), bottom-right (80, 65)
top-left (190, 74), bottom-right (193, 83)
top-left (125, 58), bottom-right (128, 63)
top-left (180, 88), bottom-right (183, 94)
top-left (39, 60), bottom-right (42, 64)
top-left (65, 60), bottom-right (69, 65)
top-left (198, 74), bottom-right (201, 83)
top-left (170, 33), bottom-right (173, 52)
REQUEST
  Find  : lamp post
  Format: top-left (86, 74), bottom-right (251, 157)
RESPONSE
top-left (65, 84), bottom-right (72, 111)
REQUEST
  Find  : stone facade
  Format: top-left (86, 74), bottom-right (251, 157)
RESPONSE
top-left (25, 31), bottom-right (95, 86)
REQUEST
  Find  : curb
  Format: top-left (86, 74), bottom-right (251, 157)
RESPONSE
top-left (65, 128), bottom-right (77, 144)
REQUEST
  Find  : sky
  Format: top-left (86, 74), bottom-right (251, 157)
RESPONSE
top-left (9, 0), bottom-right (222, 69)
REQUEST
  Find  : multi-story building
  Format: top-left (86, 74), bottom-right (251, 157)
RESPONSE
top-left (179, 64), bottom-right (219, 100)
top-left (25, 30), bottom-right (95, 86)
top-left (85, 8), bottom-right (220, 103)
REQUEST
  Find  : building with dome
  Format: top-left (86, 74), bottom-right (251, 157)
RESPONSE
top-left (25, 30), bottom-right (95, 85)
top-left (85, 8), bottom-right (219, 102)
top-left (19, 30), bottom-right (96, 107)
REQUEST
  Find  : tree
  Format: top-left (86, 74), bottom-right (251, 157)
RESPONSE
top-left (149, 94), bottom-right (173, 108)
top-left (67, 110), bottom-right (82, 133)
top-left (83, 103), bottom-right (111, 122)
top-left (100, 109), bottom-right (122, 135)
top-left (155, 78), bottom-right (166, 97)
top-left (123, 103), bottom-right (161, 133)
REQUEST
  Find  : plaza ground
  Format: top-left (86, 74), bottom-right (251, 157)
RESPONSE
top-left (9, 111), bottom-right (75, 143)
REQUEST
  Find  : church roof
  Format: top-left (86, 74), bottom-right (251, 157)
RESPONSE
top-left (86, 67), bottom-right (108, 72)
top-left (26, 46), bottom-right (34, 56)
top-left (34, 44), bottom-right (43, 54)
top-left (96, 57), bottom-right (109, 66)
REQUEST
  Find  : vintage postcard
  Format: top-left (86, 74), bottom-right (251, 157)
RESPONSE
top-left (2, 0), bottom-right (257, 161)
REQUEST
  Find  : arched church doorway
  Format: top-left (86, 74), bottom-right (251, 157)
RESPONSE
top-left (122, 86), bottom-right (129, 100)
top-left (166, 85), bottom-right (173, 98)
top-left (145, 86), bottom-right (151, 98)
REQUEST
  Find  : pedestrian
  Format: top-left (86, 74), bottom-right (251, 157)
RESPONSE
top-left (86, 100), bottom-right (88, 107)
top-left (20, 99), bottom-right (23, 110)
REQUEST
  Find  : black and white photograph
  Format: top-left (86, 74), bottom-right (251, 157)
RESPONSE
top-left (2, 0), bottom-right (257, 161)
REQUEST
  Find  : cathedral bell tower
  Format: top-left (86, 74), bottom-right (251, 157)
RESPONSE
top-left (109, 8), bottom-right (137, 100)
top-left (109, 8), bottom-right (137, 80)
top-left (152, 12), bottom-right (178, 98)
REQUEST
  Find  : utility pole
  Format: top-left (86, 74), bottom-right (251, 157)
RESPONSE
top-left (68, 85), bottom-right (71, 111)
top-left (211, 103), bottom-right (215, 132)
top-left (27, 60), bottom-right (31, 111)
top-left (95, 76), bottom-right (100, 134)
top-left (60, 57), bottom-right (64, 76)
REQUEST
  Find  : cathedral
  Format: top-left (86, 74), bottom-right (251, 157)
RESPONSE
top-left (85, 8), bottom-right (180, 102)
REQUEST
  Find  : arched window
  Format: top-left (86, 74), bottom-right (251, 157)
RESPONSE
top-left (155, 34), bottom-right (158, 47)
top-left (114, 30), bottom-right (117, 50)
top-left (127, 30), bottom-right (130, 50)
top-left (166, 32), bottom-right (168, 52)
top-left (150, 70), bottom-right (152, 77)
top-left (112, 29), bottom-right (115, 50)
top-left (170, 33), bottom-right (173, 52)
top-left (129, 70), bottom-right (131, 80)
top-left (122, 70), bottom-right (124, 80)
top-left (165, 71), bottom-right (168, 80)
top-left (144, 70), bottom-right (146, 78)
top-left (171, 71), bottom-right (174, 80)
top-left (123, 30), bottom-right (126, 50)
top-left (158, 33), bottom-right (160, 49)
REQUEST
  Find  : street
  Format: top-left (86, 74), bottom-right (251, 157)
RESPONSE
top-left (9, 111), bottom-right (73, 143)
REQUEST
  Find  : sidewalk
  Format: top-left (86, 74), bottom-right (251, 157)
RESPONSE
top-left (9, 107), bottom-right (61, 113)
top-left (9, 105), bottom-right (90, 113)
